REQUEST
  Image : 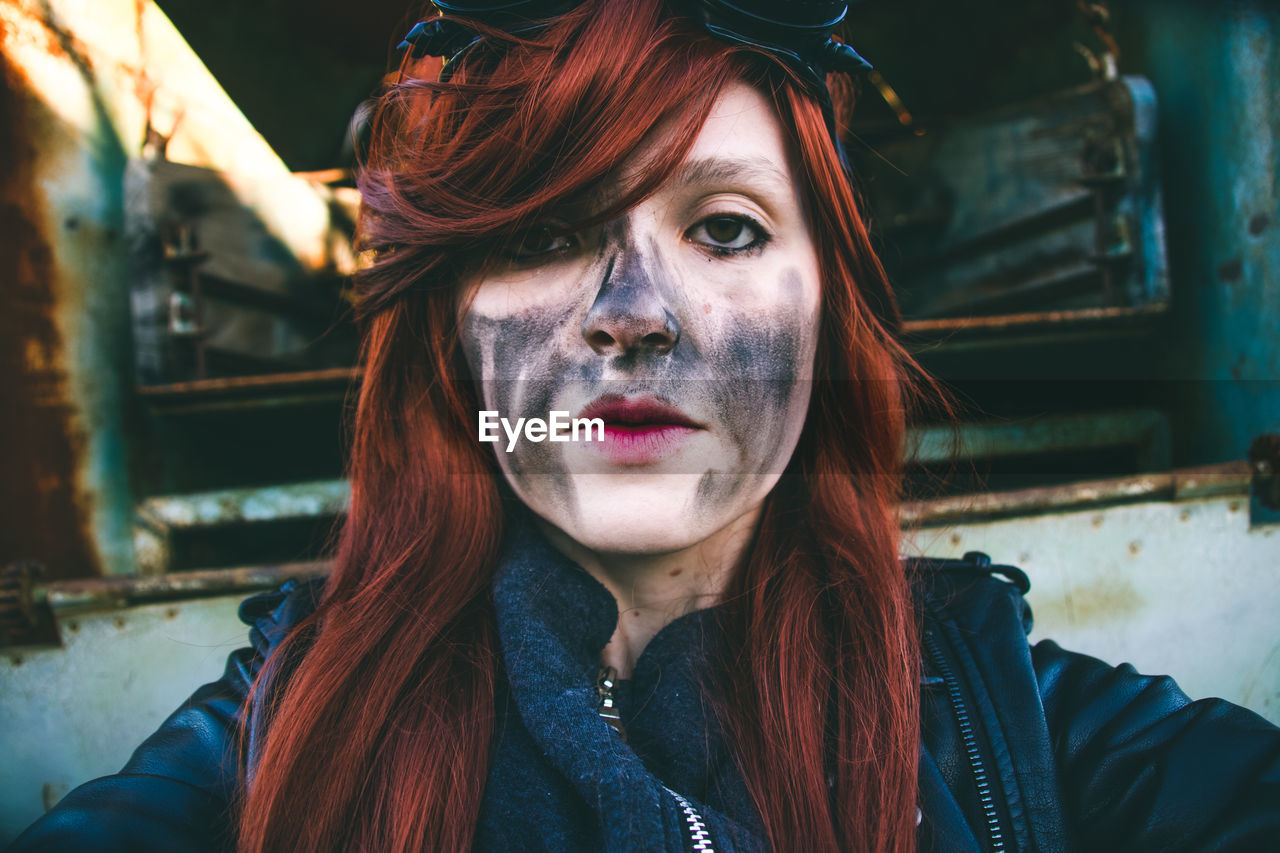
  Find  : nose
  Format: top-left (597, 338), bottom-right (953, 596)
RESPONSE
top-left (581, 248), bottom-right (680, 356)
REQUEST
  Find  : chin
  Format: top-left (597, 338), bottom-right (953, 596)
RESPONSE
top-left (529, 472), bottom-right (778, 557)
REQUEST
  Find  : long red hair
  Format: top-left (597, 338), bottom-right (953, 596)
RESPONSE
top-left (238, 2), bottom-right (920, 851)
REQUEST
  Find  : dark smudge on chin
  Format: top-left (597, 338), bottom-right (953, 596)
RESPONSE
top-left (696, 468), bottom-right (738, 507)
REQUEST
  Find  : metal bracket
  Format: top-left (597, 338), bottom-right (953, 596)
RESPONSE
top-left (1249, 434), bottom-right (1280, 523)
top-left (0, 561), bottom-right (48, 648)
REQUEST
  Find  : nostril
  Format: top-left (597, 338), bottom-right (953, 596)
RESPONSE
top-left (586, 330), bottom-right (616, 352)
top-left (642, 331), bottom-right (674, 350)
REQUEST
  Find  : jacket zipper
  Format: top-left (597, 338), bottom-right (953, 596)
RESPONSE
top-left (663, 785), bottom-right (716, 852)
top-left (596, 666), bottom-right (626, 739)
top-left (923, 631), bottom-right (1006, 852)
top-left (596, 667), bottom-right (715, 852)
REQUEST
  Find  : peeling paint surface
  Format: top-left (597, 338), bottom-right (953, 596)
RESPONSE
top-left (1133, 1), bottom-right (1280, 462)
top-left (0, 0), bottom-right (342, 577)
top-left (0, 22), bottom-right (107, 580)
top-left (140, 480), bottom-right (349, 527)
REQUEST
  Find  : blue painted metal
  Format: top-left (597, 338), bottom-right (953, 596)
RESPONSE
top-left (1123, 0), bottom-right (1280, 466)
top-left (1115, 75), bottom-right (1169, 309)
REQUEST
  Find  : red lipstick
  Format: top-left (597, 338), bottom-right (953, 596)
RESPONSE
top-left (576, 394), bottom-right (703, 465)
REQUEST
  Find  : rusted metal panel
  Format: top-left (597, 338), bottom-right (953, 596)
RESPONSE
top-left (900, 303), bottom-right (1165, 355)
top-left (1124, 0), bottom-right (1280, 469)
top-left (38, 561), bottom-right (330, 613)
top-left (0, 12), bottom-right (122, 581)
top-left (133, 480), bottom-right (349, 574)
top-left (904, 461), bottom-right (1251, 526)
top-left (127, 158), bottom-right (357, 385)
top-left (0, 561), bottom-right (52, 646)
top-left (859, 75), bottom-right (1169, 319)
top-left (134, 366), bottom-right (360, 414)
top-left (909, 408), bottom-right (1171, 472)
top-left (0, 0), bottom-right (335, 262)
top-left (0, 0), bottom-right (350, 578)
top-left (1250, 435), bottom-right (1280, 522)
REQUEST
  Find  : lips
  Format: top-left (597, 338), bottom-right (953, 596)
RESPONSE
top-left (576, 394), bottom-right (703, 465)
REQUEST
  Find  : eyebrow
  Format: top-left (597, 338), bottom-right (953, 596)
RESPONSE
top-left (674, 156), bottom-right (791, 191)
top-left (558, 155), bottom-right (793, 225)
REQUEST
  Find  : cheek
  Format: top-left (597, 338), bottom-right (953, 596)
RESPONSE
top-left (460, 272), bottom-right (597, 415)
top-left (694, 267), bottom-right (820, 500)
top-left (462, 309), bottom-right (554, 392)
top-left (459, 278), bottom-right (600, 508)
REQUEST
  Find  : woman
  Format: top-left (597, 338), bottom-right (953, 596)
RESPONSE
top-left (10, 1), bottom-right (1279, 851)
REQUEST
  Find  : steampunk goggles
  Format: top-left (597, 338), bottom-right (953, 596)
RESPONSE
top-left (399, 1), bottom-right (873, 141)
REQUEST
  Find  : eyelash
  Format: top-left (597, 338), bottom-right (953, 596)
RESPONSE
top-left (685, 213), bottom-right (772, 257)
top-left (498, 225), bottom-right (578, 263)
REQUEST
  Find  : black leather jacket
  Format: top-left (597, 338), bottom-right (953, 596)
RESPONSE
top-left (9, 552), bottom-right (1280, 851)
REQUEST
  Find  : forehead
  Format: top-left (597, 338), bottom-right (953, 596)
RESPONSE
top-left (598, 80), bottom-right (796, 208)
top-left (685, 81), bottom-right (794, 180)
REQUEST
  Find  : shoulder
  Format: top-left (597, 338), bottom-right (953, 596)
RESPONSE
top-left (122, 575), bottom-right (328, 787)
top-left (238, 575), bottom-right (327, 656)
top-left (909, 552), bottom-right (1280, 850)
top-left (233, 576), bottom-right (327, 767)
top-left (906, 550), bottom-right (1033, 637)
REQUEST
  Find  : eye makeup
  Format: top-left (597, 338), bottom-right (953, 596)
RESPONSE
top-left (685, 213), bottom-right (772, 256)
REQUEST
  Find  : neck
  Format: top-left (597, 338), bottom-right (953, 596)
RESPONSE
top-left (536, 506), bottom-right (761, 679)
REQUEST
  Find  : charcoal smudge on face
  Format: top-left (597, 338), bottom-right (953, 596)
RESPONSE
top-left (461, 304), bottom-right (578, 507)
top-left (583, 226), bottom-right (683, 369)
top-left (696, 468), bottom-right (737, 507)
top-left (460, 222), bottom-right (695, 516)
top-left (691, 266), bottom-right (814, 520)
top-left (462, 233), bottom-right (817, 527)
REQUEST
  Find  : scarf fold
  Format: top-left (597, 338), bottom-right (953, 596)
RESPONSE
top-left (479, 513), bottom-right (766, 852)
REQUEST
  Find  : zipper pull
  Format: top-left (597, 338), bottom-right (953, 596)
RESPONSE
top-left (596, 665), bottom-right (626, 741)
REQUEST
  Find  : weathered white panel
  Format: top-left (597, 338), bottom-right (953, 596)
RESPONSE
top-left (0, 595), bottom-right (248, 844)
top-left (907, 496), bottom-right (1279, 723)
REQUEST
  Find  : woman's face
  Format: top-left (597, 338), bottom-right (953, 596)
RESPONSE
top-left (460, 82), bottom-right (821, 555)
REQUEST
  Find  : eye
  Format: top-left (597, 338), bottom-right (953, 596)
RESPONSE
top-left (501, 225), bottom-right (576, 261)
top-left (686, 214), bottom-right (770, 255)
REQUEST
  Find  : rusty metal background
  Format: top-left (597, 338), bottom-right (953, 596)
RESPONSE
top-left (0, 0), bottom-right (131, 581)
top-left (1127, 0), bottom-right (1280, 469)
top-left (860, 75), bottom-right (1168, 319)
top-left (133, 479), bottom-right (348, 574)
top-left (0, 0), bottom-right (348, 580)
